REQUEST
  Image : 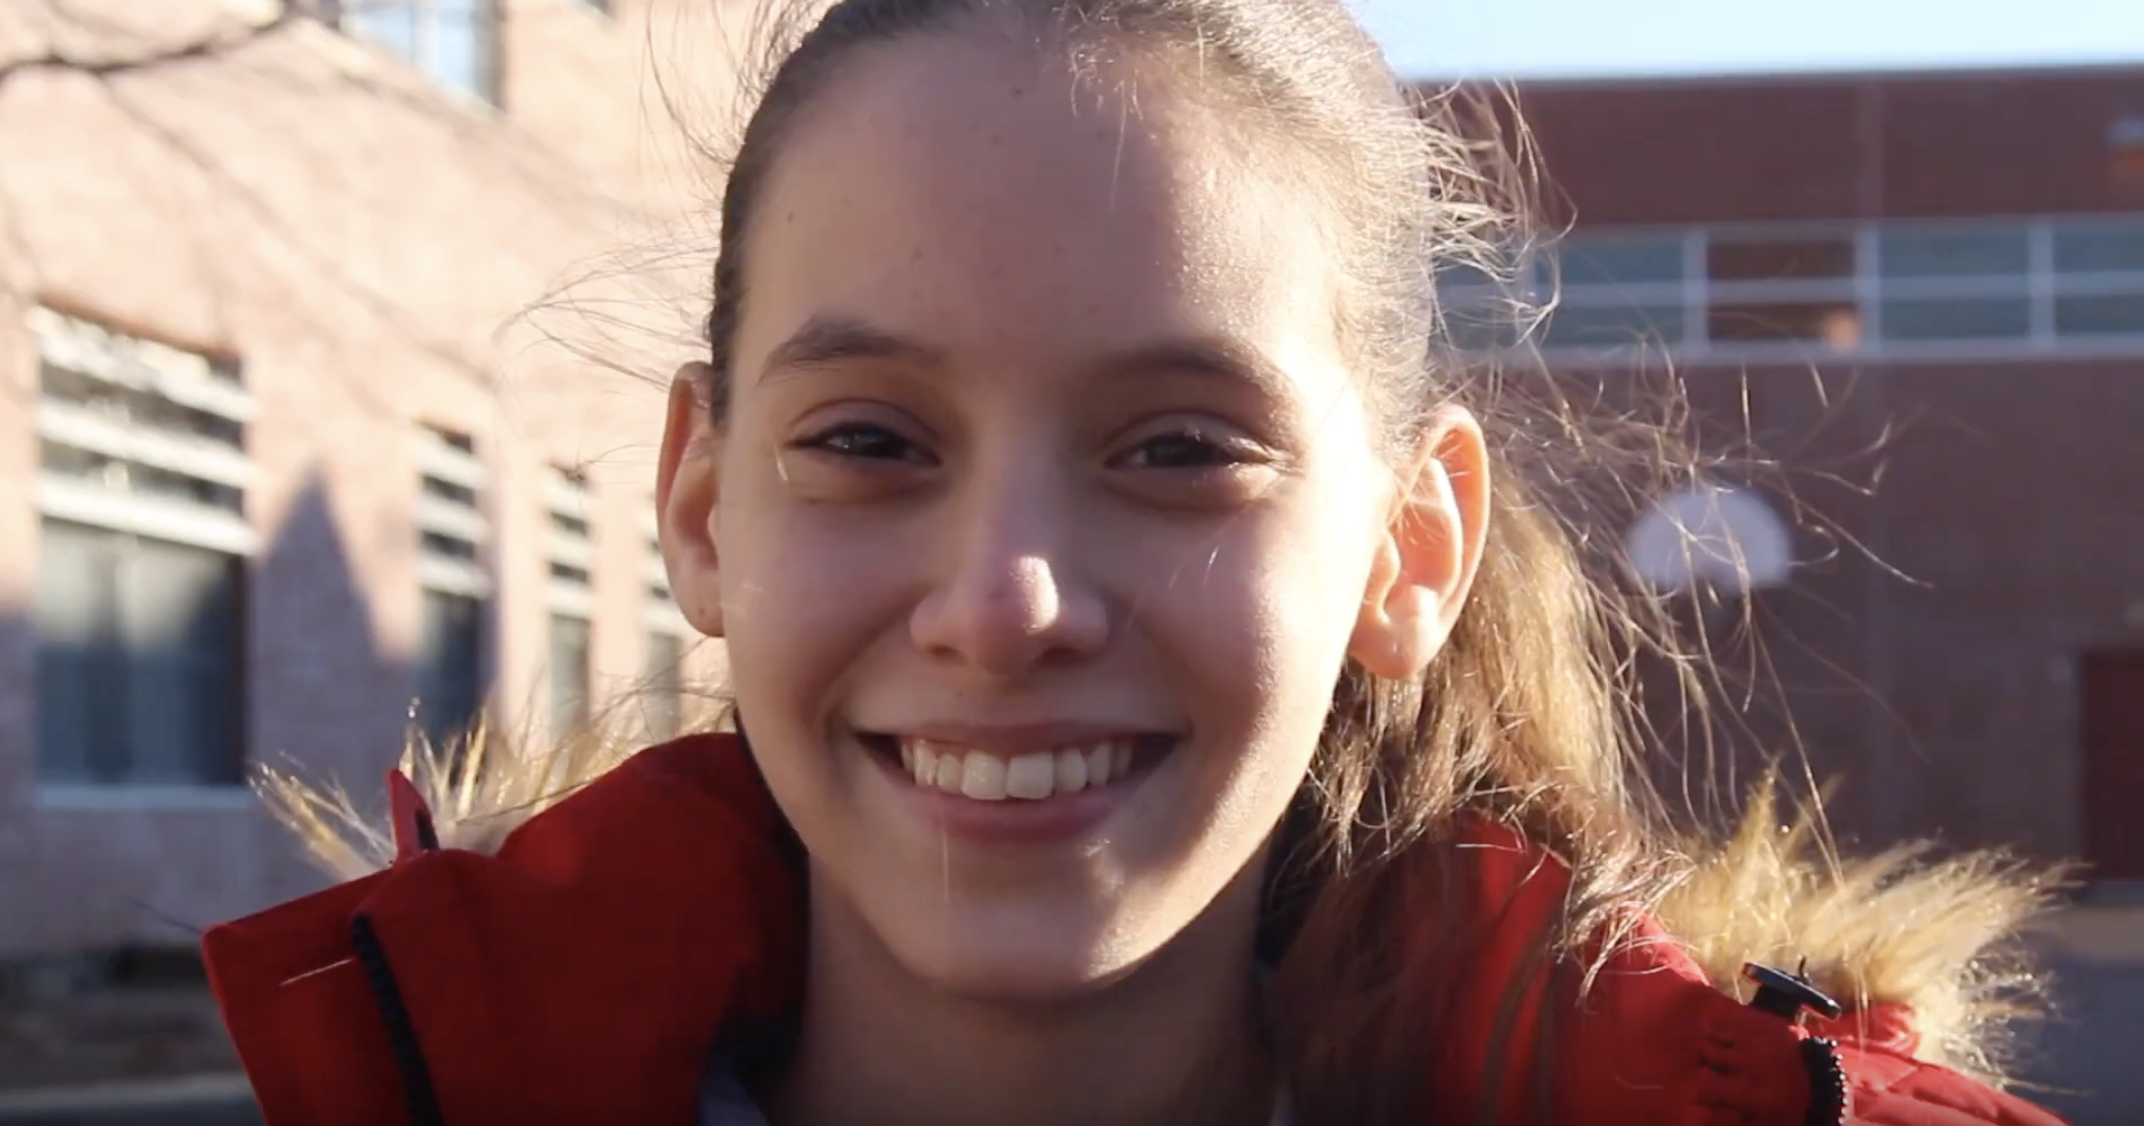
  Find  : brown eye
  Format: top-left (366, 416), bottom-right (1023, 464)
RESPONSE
top-left (1121, 431), bottom-right (1246, 470)
top-left (791, 422), bottom-right (932, 464)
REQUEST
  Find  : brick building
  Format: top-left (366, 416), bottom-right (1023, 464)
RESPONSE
top-left (1499, 65), bottom-right (2144, 886)
top-left (0, 0), bottom-right (750, 957)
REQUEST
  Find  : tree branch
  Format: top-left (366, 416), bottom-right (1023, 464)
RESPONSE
top-left (0, 2), bottom-right (301, 88)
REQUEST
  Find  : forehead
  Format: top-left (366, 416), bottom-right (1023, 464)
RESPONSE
top-left (732, 31), bottom-right (1344, 382)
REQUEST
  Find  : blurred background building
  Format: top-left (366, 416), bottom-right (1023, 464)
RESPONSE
top-left (0, 0), bottom-right (2138, 1121)
top-left (1508, 65), bottom-right (2144, 877)
top-left (0, 0), bottom-right (738, 1095)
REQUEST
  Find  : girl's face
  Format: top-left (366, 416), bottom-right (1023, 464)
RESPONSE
top-left (660, 34), bottom-right (1480, 999)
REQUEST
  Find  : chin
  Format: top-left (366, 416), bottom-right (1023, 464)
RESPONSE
top-left (887, 911), bottom-right (1148, 1005)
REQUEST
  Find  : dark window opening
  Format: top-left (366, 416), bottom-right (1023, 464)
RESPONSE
top-left (35, 520), bottom-right (246, 786)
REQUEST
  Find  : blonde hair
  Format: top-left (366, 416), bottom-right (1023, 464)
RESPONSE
top-left (270, 1), bottom-right (2067, 1121)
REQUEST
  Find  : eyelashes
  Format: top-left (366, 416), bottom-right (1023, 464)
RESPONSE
top-left (788, 421), bottom-right (1265, 472)
top-left (789, 421), bottom-right (932, 465)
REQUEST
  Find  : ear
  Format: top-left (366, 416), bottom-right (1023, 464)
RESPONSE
top-left (655, 362), bottom-right (726, 638)
top-left (1347, 407), bottom-right (1491, 680)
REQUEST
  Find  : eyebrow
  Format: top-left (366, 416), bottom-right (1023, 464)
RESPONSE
top-left (757, 313), bottom-right (1294, 399)
top-left (759, 315), bottom-right (946, 381)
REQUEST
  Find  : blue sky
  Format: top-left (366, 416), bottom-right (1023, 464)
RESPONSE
top-left (1349, 0), bottom-right (2144, 80)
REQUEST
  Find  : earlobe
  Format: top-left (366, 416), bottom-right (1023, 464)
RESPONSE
top-left (1348, 409), bottom-right (1491, 681)
top-left (656, 363), bottom-right (726, 638)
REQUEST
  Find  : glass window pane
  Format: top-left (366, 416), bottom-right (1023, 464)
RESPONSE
top-left (429, 0), bottom-right (495, 102)
top-left (1436, 260), bottom-right (1503, 294)
top-left (549, 614), bottom-right (592, 740)
top-left (121, 537), bottom-right (244, 785)
top-left (1543, 303), bottom-right (1686, 350)
top-left (35, 521), bottom-right (121, 784)
top-left (1708, 237), bottom-right (1856, 283)
top-left (348, 0), bottom-right (419, 64)
top-left (417, 590), bottom-right (485, 746)
top-left (1553, 235), bottom-right (1685, 287)
top-left (1879, 228), bottom-right (2030, 278)
top-left (2053, 223), bottom-right (2144, 275)
top-left (1439, 300), bottom-right (1526, 352)
top-left (2055, 292), bottom-right (2144, 336)
top-left (1708, 301), bottom-right (1862, 347)
top-left (1879, 296), bottom-right (2032, 341)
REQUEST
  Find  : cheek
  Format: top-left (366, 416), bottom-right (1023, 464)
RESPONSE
top-left (1157, 494), bottom-right (1379, 737)
top-left (712, 469), bottom-right (906, 717)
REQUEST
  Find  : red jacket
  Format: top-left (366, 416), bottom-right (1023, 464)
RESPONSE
top-left (201, 734), bottom-right (2069, 1126)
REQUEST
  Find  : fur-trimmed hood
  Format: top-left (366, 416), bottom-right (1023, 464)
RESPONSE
top-left (254, 723), bottom-right (2065, 1090)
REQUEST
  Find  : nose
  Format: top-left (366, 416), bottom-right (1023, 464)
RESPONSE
top-left (908, 494), bottom-right (1110, 677)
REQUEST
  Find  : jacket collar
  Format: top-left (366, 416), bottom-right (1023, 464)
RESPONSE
top-left (207, 733), bottom-right (1821, 1126)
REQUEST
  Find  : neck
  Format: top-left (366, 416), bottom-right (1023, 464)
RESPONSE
top-left (767, 864), bottom-right (1275, 1126)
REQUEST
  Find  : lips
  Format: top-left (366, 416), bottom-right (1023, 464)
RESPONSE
top-left (897, 737), bottom-right (1136, 801)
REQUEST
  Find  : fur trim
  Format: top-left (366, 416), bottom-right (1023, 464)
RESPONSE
top-left (258, 732), bottom-right (2068, 1085)
top-left (256, 722), bottom-right (636, 883)
top-left (1656, 778), bottom-right (2070, 1087)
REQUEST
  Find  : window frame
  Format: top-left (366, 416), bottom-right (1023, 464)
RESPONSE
top-left (1464, 212), bottom-right (2144, 367)
top-left (334, 0), bottom-right (504, 108)
top-left (29, 307), bottom-right (253, 793)
top-left (412, 423), bottom-right (493, 747)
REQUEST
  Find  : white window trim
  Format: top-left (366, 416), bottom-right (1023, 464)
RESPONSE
top-left (545, 470), bottom-right (598, 614)
top-left (416, 436), bottom-right (487, 492)
top-left (33, 308), bottom-right (254, 423)
top-left (415, 493), bottom-right (491, 544)
top-left (36, 399), bottom-right (256, 491)
top-left (548, 581), bottom-right (596, 620)
top-left (37, 473), bottom-right (257, 556)
top-left (413, 425), bottom-right (493, 600)
top-left (546, 472), bottom-right (593, 520)
top-left (417, 555), bottom-right (493, 599)
top-left (1502, 213), bottom-right (2144, 365)
top-left (548, 535), bottom-right (597, 572)
top-left (36, 784), bottom-right (256, 809)
top-left (2052, 270), bottom-right (2144, 296)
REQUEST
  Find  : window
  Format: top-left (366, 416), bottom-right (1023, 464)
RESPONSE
top-left (413, 425), bottom-right (489, 746)
top-left (548, 467), bottom-right (596, 738)
top-left (1464, 214), bottom-right (2144, 361)
top-left (2051, 218), bottom-right (2144, 339)
top-left (30, 307), bottom-right (253, 787)
top-left (1704, 233), bottom-right (1860, 347)
top-left (548, 466), bottom-right (596, 597)
top-left (343, 0), bottom-right (499, 105)
top-left (1543, 233), bottom-right (1690, 353)
top-left (1876, 225), bottom-right (2032, 343)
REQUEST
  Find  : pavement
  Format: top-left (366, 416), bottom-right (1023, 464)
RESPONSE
top-left (0, 1075), bottom-right (257, 1126)
top-left (2013, 957), bottom-right (2144, 1126)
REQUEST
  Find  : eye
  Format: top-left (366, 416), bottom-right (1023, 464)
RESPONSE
top-left (790, 421), bottom-right (931, 464)
top-left (1118, 429), bottom-right (1254, 470)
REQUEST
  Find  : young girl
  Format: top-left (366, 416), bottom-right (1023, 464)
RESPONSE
top-left (203, 1), bottom-right (2073, 1124)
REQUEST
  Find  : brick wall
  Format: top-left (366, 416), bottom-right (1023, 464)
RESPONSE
top-left (0, 0), bottom-right (741, 956)
top-left (1513, 66), bottom-right (2144, 861)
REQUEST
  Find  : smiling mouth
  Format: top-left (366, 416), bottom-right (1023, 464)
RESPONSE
top-left (857, 734), bottom-right (1175, 801)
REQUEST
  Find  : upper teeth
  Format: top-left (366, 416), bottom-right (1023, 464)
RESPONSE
top-left (899, 738), bottom-right (1135, 801)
